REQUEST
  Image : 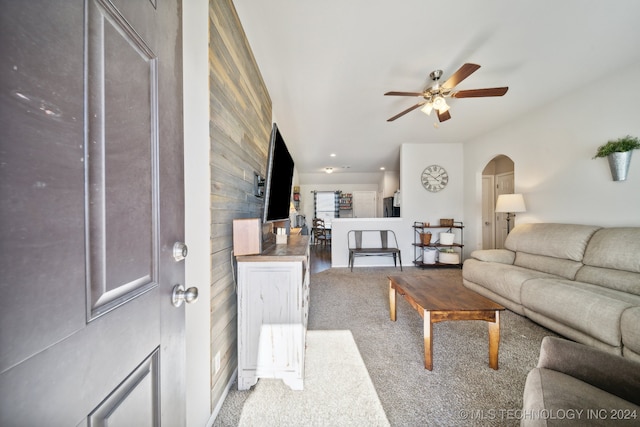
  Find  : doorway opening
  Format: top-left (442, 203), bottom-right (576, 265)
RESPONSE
top-left (481, 155), bottom-right (514, 249)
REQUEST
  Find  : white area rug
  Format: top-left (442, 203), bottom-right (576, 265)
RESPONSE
top-left (238, 330), bottom-right (390, 426)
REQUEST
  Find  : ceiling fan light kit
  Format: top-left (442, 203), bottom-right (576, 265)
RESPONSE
top-left (432, 96), bottom-right (449, 113)
top-left (385, 63), bottom-right (508, 123)
top-left (421, 103), bottom-right (433, 116)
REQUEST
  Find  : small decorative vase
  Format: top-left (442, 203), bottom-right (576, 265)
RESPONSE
top-left (607, 151), bottom-right (633, 181)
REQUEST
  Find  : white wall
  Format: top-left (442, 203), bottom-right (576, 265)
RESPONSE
top-left (463, 60), bottom-right (640, 256)
top-left (396, 143), bottom-right (464, 261)
top-left (401, 143), bottom-right (464, 224)
top-left (381, 171), bottom-right (400, 198)
top-left (183, 1), bottom-right (212, 426)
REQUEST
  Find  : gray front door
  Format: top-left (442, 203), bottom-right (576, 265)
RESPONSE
top-left (0, 0), bottom-right (185, 425)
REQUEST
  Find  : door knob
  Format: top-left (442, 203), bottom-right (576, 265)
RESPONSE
top-left (171, 284), bottom-right (199, 307)
top-left (173, 242), bottom-right (188, 261)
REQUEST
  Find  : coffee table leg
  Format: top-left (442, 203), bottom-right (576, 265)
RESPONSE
top-left (488, 310), bottom-right (500, 370)
top-left (389, 281), bottom-right (396, 321)
top-left (424, 310), bottom-right (433, 370)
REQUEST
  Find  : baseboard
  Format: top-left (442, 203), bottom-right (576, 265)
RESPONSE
top-left (206, 367), bottom-right (238, 427)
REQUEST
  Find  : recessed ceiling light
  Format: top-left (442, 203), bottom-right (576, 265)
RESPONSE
top-left (330, 153), bottom-right (336, 157)
top-left (380, 167), bottom-right (385, 170)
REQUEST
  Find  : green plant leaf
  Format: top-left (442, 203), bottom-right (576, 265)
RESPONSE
top-left (593, 135), bottom-right (640, 158)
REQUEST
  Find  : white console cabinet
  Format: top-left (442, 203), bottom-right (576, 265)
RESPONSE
top-left (236, 235), bottom-right (311, 390)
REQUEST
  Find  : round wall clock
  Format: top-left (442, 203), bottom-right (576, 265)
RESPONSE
top-left (421, 165), bottom-right (449, 192)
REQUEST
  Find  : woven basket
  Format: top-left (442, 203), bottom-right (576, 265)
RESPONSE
top-left (420, 232), bottom-right (432, 245)
top-left (440, 218), bottom-right (454, 227)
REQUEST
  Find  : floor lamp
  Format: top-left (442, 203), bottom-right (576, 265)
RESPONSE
top-left (495, 194), bottom-right (526, 234)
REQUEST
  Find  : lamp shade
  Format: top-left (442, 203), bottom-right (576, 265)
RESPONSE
top-left (432, 96), bottom-right (448, 112)
top-left (421, 103), bottom-right (433, 116)
top-left (495, 193), bottom-right (526, 213)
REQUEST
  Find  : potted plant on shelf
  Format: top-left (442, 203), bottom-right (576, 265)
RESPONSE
top-left (593, 135), bottom-right (640, 181)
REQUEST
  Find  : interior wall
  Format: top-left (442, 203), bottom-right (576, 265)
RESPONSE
top-left (208, 0), bottom-right (272, 416)
top-left (397, 143), bottom-right (464, 262)
top-left (464, 60), bottom-right (640, 254)
top-left (401, 143), bottom-right (464, 224)
top-left (382, 171), bottom-right (400, 198)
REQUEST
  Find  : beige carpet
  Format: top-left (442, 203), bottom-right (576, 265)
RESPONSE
top-left (215, 268), bottom-right (558, 426)
top-left (237, 330), bottom-right (390, 427)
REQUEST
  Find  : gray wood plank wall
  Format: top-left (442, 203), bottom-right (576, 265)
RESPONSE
top-left (209, 0), bottom-right (272, 410)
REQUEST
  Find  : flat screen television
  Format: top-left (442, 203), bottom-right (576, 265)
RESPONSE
top-left (262, 123), bottom-right (295, 223)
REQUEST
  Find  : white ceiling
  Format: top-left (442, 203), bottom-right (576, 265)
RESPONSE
top-left (233, 0), bottom-right (640, 179)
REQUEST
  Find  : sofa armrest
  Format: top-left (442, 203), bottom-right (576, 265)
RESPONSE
top-left (469, 249), bottom-right (515, 265)
top-left (537, 336), bottom-right (640, 406)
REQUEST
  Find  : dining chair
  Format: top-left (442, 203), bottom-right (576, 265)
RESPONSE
top-left (312, 218), bottom-right (331, 246)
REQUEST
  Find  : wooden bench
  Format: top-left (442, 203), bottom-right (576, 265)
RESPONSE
top-left (348, 230), bottom-right (402, 271)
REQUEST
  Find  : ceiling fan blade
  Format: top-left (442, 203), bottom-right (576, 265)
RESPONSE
top-left (451, 87), bottom-right (509, 98)
top-left (442, 63), bottom-right (481, 89)
top-left (384, 91), bottom-right (423, 97)
top-left (387, 102), bottom-right (425, 122)
top-left (437, 109), bottom-right (451, 122)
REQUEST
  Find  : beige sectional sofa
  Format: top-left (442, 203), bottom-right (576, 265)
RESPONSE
top-left (462, 223), bottom-right (640, 360)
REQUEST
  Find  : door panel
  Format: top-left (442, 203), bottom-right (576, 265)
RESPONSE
top-left (0, 0), bottom-right (185, 425)
top-left (86, 0), bottom-right (159, 319)
top-left (87, 348), bottom-right (159, 427)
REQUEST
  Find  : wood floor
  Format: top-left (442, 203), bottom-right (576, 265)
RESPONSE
top-left (310, 243), bottom-right (331, 274)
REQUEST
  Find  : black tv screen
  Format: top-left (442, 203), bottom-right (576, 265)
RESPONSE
top-left (263, 123), bottom-right (295, 223)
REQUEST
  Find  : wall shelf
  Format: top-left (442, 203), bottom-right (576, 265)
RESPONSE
top-left (339, 192), bottom-right (352, 210)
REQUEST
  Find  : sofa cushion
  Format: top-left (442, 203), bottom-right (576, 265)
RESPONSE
top-left (462, 258), bottom-right (559, 306)
top-left (469, 248), bottom-right (515, 264)
top-left (576, 266), bottom-right (640, 296)
top-left (505, 223), bottom-right (601, 262)
top-left (514, 252), bottom-right (583, 280)
top-left (582, 227), bottom-right (640, 273)
top-left (523, 337), bottom-right (640, 426)
top-left (536, 336), bottom-right (640, 405)
top-left (577, 228), bottom-right (640, 295)
top-left (521, 279), bottom-right (640, 347)
top-left (621, 307), bottom-right (640, 362)
top-left (522, 369), bottom-right (640, 427)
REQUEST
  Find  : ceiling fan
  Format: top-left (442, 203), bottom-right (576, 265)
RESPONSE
top-left (385, 63), bottom-right (508, 123)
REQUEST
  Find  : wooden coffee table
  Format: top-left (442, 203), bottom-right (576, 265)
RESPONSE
top-left (388, 274), bottom-right (505, 370)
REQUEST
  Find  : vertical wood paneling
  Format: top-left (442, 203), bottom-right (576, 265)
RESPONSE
top-left (208, 0), bottom-right (271, 411)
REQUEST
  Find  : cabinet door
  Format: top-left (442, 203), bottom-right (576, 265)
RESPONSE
top-left (238, 262), bottom-right (302, 373)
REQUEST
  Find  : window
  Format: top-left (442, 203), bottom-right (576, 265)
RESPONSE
top-left (314, 191), bottom-right (339, 227)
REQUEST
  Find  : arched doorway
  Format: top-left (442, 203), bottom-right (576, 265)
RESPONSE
top-left (481, 155), bottom-right (514, 249)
